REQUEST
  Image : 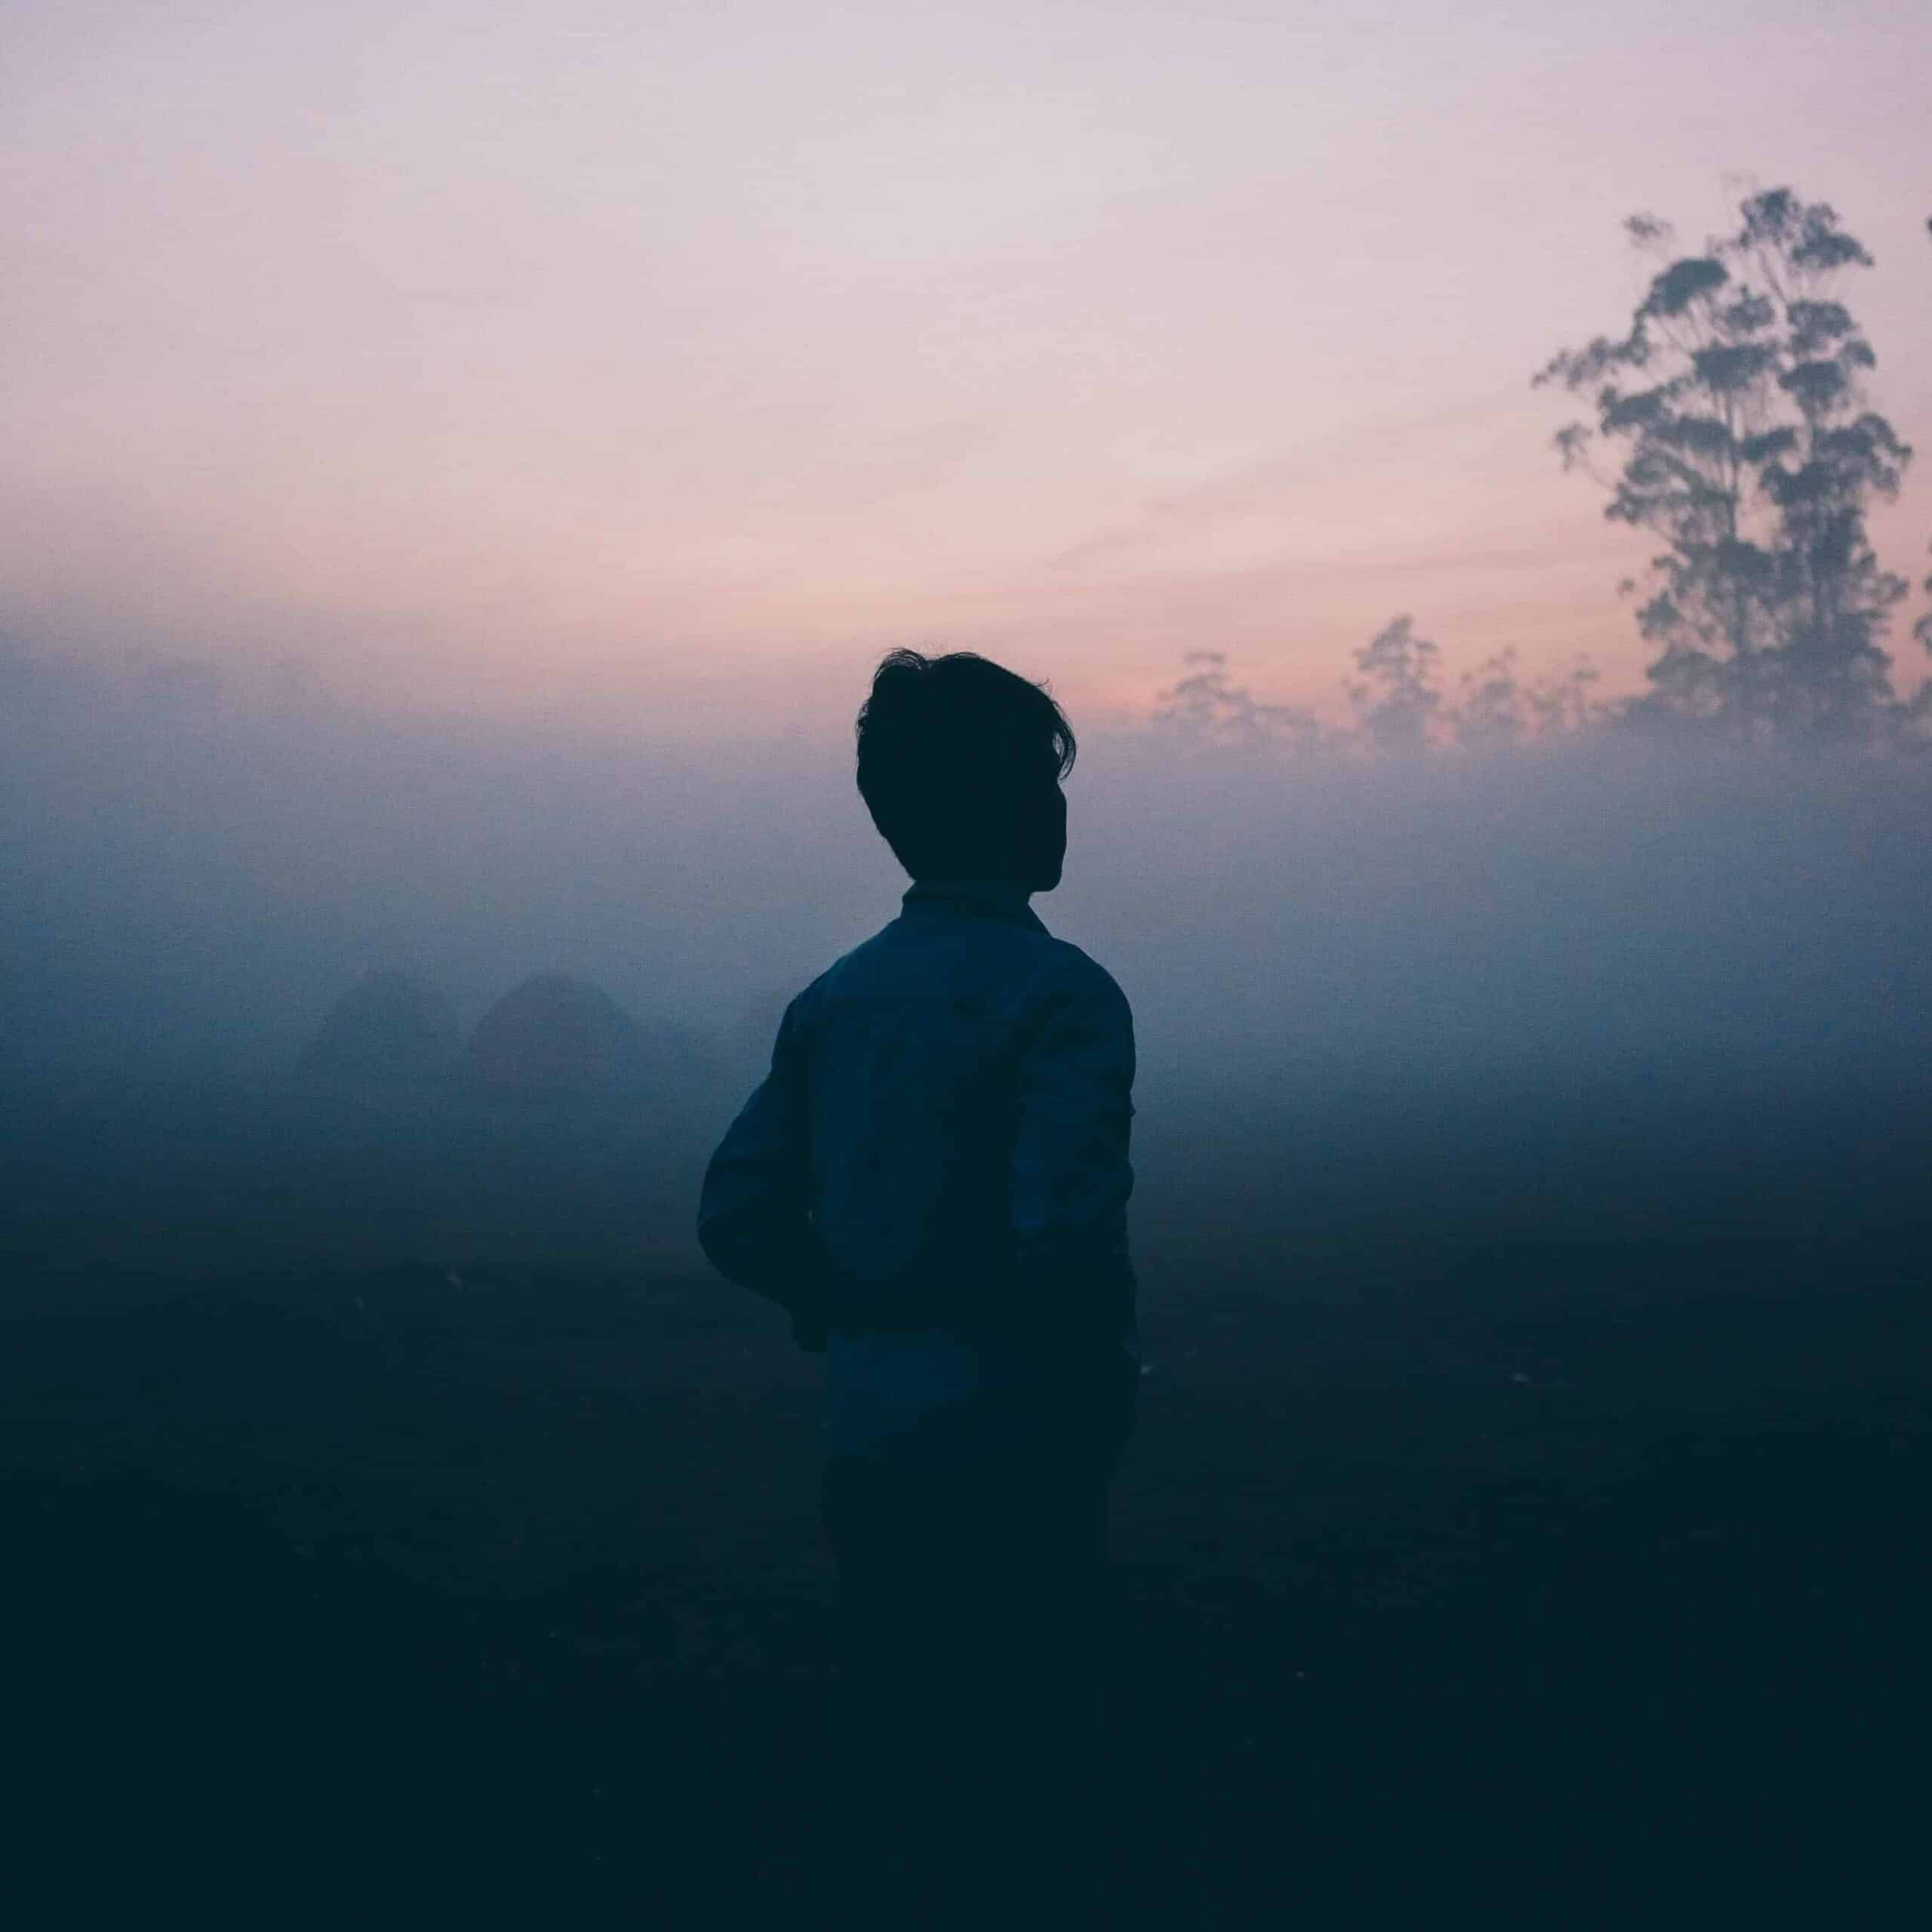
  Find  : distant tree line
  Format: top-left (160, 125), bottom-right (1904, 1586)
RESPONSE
top-left (1150, 629), bottom-right (1607, 755)
top-left (1155, 186), bottom-right (1930, 755)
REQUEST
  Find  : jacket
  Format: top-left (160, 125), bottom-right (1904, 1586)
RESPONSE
top-left (697, 878), bottom-right (1138, 1460)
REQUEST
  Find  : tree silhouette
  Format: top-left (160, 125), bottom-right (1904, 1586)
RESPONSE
top-left (1150, 651), bottom-right (1324, 750)
top-left (1452, 649), bottom-right (1527, 746)
top-left (1152, 629), bottom-right (1604, 758)
top-left (1535, 188), bottom-right (1915, 744)
top-left (1446, 648), bottom-right (1605, 748)
top-left (1916, 219), bottom-right (1932, 669)
top-left (1348, 616), bottom-right (1442, 750)
top-left (1524, 656), bottom-right (1605, 740)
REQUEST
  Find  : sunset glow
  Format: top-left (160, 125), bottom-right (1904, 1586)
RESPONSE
top-left (7, 0), bottom-right (1928, 734)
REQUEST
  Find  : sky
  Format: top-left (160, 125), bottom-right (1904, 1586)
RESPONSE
top-left (5, 0), bottom-right (1929, 737)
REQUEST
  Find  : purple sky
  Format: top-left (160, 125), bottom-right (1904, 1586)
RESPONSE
top-left (6, 0), bottom-right (1929, 735)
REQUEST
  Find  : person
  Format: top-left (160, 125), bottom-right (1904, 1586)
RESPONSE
top-left (696, 648), bottom-right (1140, 1869)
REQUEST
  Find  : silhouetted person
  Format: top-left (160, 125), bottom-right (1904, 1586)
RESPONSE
top-left (697, 649), bottom-right (1139, 1881)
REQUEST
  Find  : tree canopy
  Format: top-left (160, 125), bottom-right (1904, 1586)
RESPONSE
top-left (1535, 189), bottom-right (1917, 743)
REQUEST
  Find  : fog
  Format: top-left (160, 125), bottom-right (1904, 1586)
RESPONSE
top-left (7, 641), bottom-right (1930, 1279)
top-left (9, 641), bottom-right (1930, 1909)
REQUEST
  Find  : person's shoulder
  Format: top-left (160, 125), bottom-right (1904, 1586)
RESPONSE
top-left (774, 953), bottom-right (847, 1031)
top-left (792, 945), bottom-right (860, 999)
top-left (1035, 934), bottom-right (1134, 1020)
top-left (815, 918), bottom-right (902, 981)
top-left (791, 923), bottom-right (899, 1014)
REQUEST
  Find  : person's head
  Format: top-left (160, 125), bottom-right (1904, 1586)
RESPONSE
top-left (855, 649), bottom-right (1075, 891)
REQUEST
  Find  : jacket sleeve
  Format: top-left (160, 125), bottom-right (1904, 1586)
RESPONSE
top-left (696, 990), bottom-right (832, 1351)
top-left (1006, 964), bottom-right (1137, 1343)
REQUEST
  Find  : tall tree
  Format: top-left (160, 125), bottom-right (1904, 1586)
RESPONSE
top-left (1535, 189), bottom-right (1914, 743)
top-left (1349, 616), bottom-right (1442, 750)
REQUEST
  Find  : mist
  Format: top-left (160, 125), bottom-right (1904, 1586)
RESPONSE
top-left (10, 641), bottom-right (1930, 1912)
top-left (7, 641), bottom-right (1929, 1279)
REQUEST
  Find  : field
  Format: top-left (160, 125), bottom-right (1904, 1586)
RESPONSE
top-left (5, 1065), bottom-right (1927, 1918)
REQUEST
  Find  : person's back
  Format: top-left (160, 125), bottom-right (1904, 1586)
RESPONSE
top-left (696, 650), bottom-right (1140, 1859)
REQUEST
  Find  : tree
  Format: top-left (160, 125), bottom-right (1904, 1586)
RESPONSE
top-left (1523, 656), bottom-right (1604, 740)
top-left (1348, 616), bottom-right (1442, 750)
top-left (1535, 188), bottom-right (1914, 744)
top-left (1918, 213), bottom-right (1932, 666)
top-left (1150, 651), bottom-right (1324, 751)
top-left (1453, 649), bottom-right (1527, 746)
top-left (1450, 648), bottom-right (1604, 748)
top-left (1909, 543), bottom-right (1932, 740)
top-left (1916, 214), bottom-right (1932, 722)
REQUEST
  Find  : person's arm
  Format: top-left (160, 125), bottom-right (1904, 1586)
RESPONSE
top-left (696, 990), bottom-right (832, 1351)
top-left (1005, 963), bottom-right (1137, 1346)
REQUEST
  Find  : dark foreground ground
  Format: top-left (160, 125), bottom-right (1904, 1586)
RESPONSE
top-left (4, 1069), bottom-right (1928, 1921)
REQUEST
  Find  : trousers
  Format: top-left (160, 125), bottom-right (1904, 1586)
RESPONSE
top-left (817, 1386), bottom-right (1134, 1890)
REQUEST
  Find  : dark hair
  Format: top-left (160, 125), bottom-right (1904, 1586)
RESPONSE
top-left (855, 649), bottom-right (1076, 881)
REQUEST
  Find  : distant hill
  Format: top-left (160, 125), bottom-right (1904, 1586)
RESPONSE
top-left (463, 971), bottom-right (716, 1103)
top-left (294, 970), bottom-right (460, 1090)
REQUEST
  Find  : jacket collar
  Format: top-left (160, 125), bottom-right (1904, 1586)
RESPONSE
top-left (900, 879), bottom-right (1049, 934)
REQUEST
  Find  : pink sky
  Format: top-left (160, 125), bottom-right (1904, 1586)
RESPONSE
top-left (5, 0), bottom-right (1929, 737)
